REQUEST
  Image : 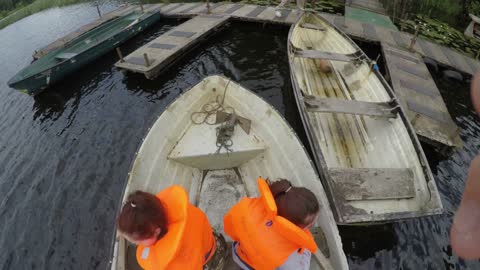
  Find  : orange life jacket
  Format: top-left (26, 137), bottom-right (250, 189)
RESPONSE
top-left (224, 178), bottom-right (318, 270)
top-left (136, 185), bottom-right (215, 270)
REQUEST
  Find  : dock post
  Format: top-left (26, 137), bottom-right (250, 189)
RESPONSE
top-left (116, 48), bottom-right (125, 62)
top-left (408, 23), bottom-right (421, 51)
top-left (140, 2), bottom-right (144, 13)
top-left (143, 53), bottom-right (151, 67)
top-left (96, 4), bottom-right (102, 18)
top-left (206, 0), bottom-right (211, 14)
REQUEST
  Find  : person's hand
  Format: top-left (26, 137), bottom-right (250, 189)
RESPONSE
top-left (451, 72), bottom-right (480, 259)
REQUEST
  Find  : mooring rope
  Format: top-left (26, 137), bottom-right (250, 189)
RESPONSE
top-left (190, 79), bottom-right (236, 153)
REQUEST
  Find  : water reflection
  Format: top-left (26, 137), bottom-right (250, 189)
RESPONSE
top-left (340, 225), bottom-right (398, 260)
top-left (31, 20), bottom-right (179, 121)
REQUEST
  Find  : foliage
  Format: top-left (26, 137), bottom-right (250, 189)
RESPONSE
top-left (239, 0), bottom-right (343, 14)
top-left (381, 0), bottom-right (478, 30)
top-left (399, 14), bottom-right (480, 59)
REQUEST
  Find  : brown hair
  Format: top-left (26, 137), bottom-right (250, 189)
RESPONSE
top-left (117, 190), bottom-right (168, 240)
top-left (269, 179), bottom-right (319, 226)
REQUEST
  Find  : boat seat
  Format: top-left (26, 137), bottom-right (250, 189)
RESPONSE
top-left (300, 23), bottom-right (326, 31)
top-left (168, 123), bottom-right (266, 170)
top-left (292, 44), bottom-right (364, 62)
top-left (328, 168), bottom-right (415, 201)
top-left (304, 95), bottom-right (398, 118)
top-left (55, 52), bottom-right (78, 60)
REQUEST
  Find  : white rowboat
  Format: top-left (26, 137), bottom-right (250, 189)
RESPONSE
top-left (109, 75), bottom-right (349, 270)
top-left (288, 13), bottom-right (443, 225)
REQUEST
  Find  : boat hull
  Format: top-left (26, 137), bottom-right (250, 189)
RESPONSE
top-left (109, 75), bottom-right (349, 270)
top-left (8, 11), bottom-right (160, 95)
top-left (288, 12), bottom-right (443, 225)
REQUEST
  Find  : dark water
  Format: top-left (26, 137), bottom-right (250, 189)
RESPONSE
top-left (1, 4), bottom-right (480, 270)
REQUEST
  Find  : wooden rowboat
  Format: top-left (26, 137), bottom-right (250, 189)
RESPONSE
top-left (288, 13), bottom-right (443, 225)
top-left (7, 10), bottom-right (160, 95)
top-left (109, 75), bottom-right (348, 270)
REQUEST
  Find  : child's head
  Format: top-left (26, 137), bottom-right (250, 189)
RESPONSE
top-left (269, 179), bottom-right (319, 229)
top-left (117, 190), bottom-right (168, 246)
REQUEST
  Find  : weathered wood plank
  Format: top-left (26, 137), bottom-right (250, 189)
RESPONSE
top-left (362, 23), bottom-right (377, 40)
top-left (149, 43), bottom-right (176, 50)
top-left (329, 168), bottom-right (415, 201)
top-left (245, 5), bottom-right (266, 18)
top-left (407, 100), bottom-right (450, 124)
top-left (294, 49), bottom-right (363, 62)
top-left (304, 96), bottom-right (396, 118)
top-left (116, 15), bottom-right (230, 79)
top-left (382, 42), bottom-right (461, 147)
top-left (400, 79), bottom-right (439, 98)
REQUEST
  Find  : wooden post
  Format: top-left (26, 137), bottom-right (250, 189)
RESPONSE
top-left (408, 23), bottom-right (421, 51)
top-left (143, 53), bottom-right (151, 67)
top-left (116, 48), bottom-right (124, 63)
top-left (140, 2), bottom-right (144, 13)
top-left (96, 4), bottom-right (102, 18)
top-left (206, 0), bottom-right (211, 14)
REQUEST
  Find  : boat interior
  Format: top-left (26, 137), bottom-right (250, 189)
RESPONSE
top-left (289, 13), bottom-right (442, 223)
top-left (11, 11), bottom-right (145, 82)
top-left (111, 76), bottom-right (347, 270)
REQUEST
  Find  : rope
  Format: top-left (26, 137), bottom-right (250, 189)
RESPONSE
top-left (190, 80), bottom-right (232, 125)
top-left (190, 79), bottom-right (236, 153)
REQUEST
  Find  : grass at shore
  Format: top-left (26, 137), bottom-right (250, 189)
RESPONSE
top-left (0, 0), bottom-right (90, 30)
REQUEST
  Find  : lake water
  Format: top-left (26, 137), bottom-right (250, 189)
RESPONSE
top-left (0, 3), bottom-right (479, 270)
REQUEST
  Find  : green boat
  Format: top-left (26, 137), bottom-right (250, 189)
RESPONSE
top-left (8, 10), bottom-right (160, 95)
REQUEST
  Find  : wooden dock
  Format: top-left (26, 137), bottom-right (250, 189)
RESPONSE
top-left (115, 14), bottom-right (229, 79)
top-left (31, 2), bottom-right (480, 148)
top-left (382, 43), bottom-right (462, 147)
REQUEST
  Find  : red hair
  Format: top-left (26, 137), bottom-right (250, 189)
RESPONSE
top-left (117, 191), bottom-right (168, 240)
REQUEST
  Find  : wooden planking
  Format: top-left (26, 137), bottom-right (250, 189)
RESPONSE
top-left (382, 42), bottom-right (461, 147)
top-left (161, 3), bottom-right (184, 13)
top-left (223, 3), bottom-right (244, 14)
top-left (245, 5), bottom-right (267, 18)
top-left (176, 2), bottom-right (204, 14)
top-left (304, 96), bottom-right (397, 118)
top-left (329, 168), bottom-right (415, 201)
top-left (230, 5), bottom-right (258, 17)
top-left (362, 23), bottom-right (378, 40)
top-left (115, 14), bottom-right (229, 79)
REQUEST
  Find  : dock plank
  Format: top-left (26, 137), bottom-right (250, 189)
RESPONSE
top-left (161, 3), bottom-right (184, 14)
top-left (246, 6), bottom-right (267, 18)
top-left (362, 23), bottom-right (378, 40)
top-left (382, 42), bottom-right (461, 147)
top-left (231, 5), bottom-right (258, 17)
top-left (115, 15), bottom-right (230, 79)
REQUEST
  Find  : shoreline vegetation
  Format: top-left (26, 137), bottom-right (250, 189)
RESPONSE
top-left (380, 0), bottom-right (480, 60)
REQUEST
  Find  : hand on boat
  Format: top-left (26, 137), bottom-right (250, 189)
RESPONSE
top-left (451, 72), bottom-right (480, 259)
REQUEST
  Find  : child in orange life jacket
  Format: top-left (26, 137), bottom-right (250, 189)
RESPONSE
top-left (117, 186), bottom-right (226, 270)
top-left (224, 178), bottom-right (320, 270)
